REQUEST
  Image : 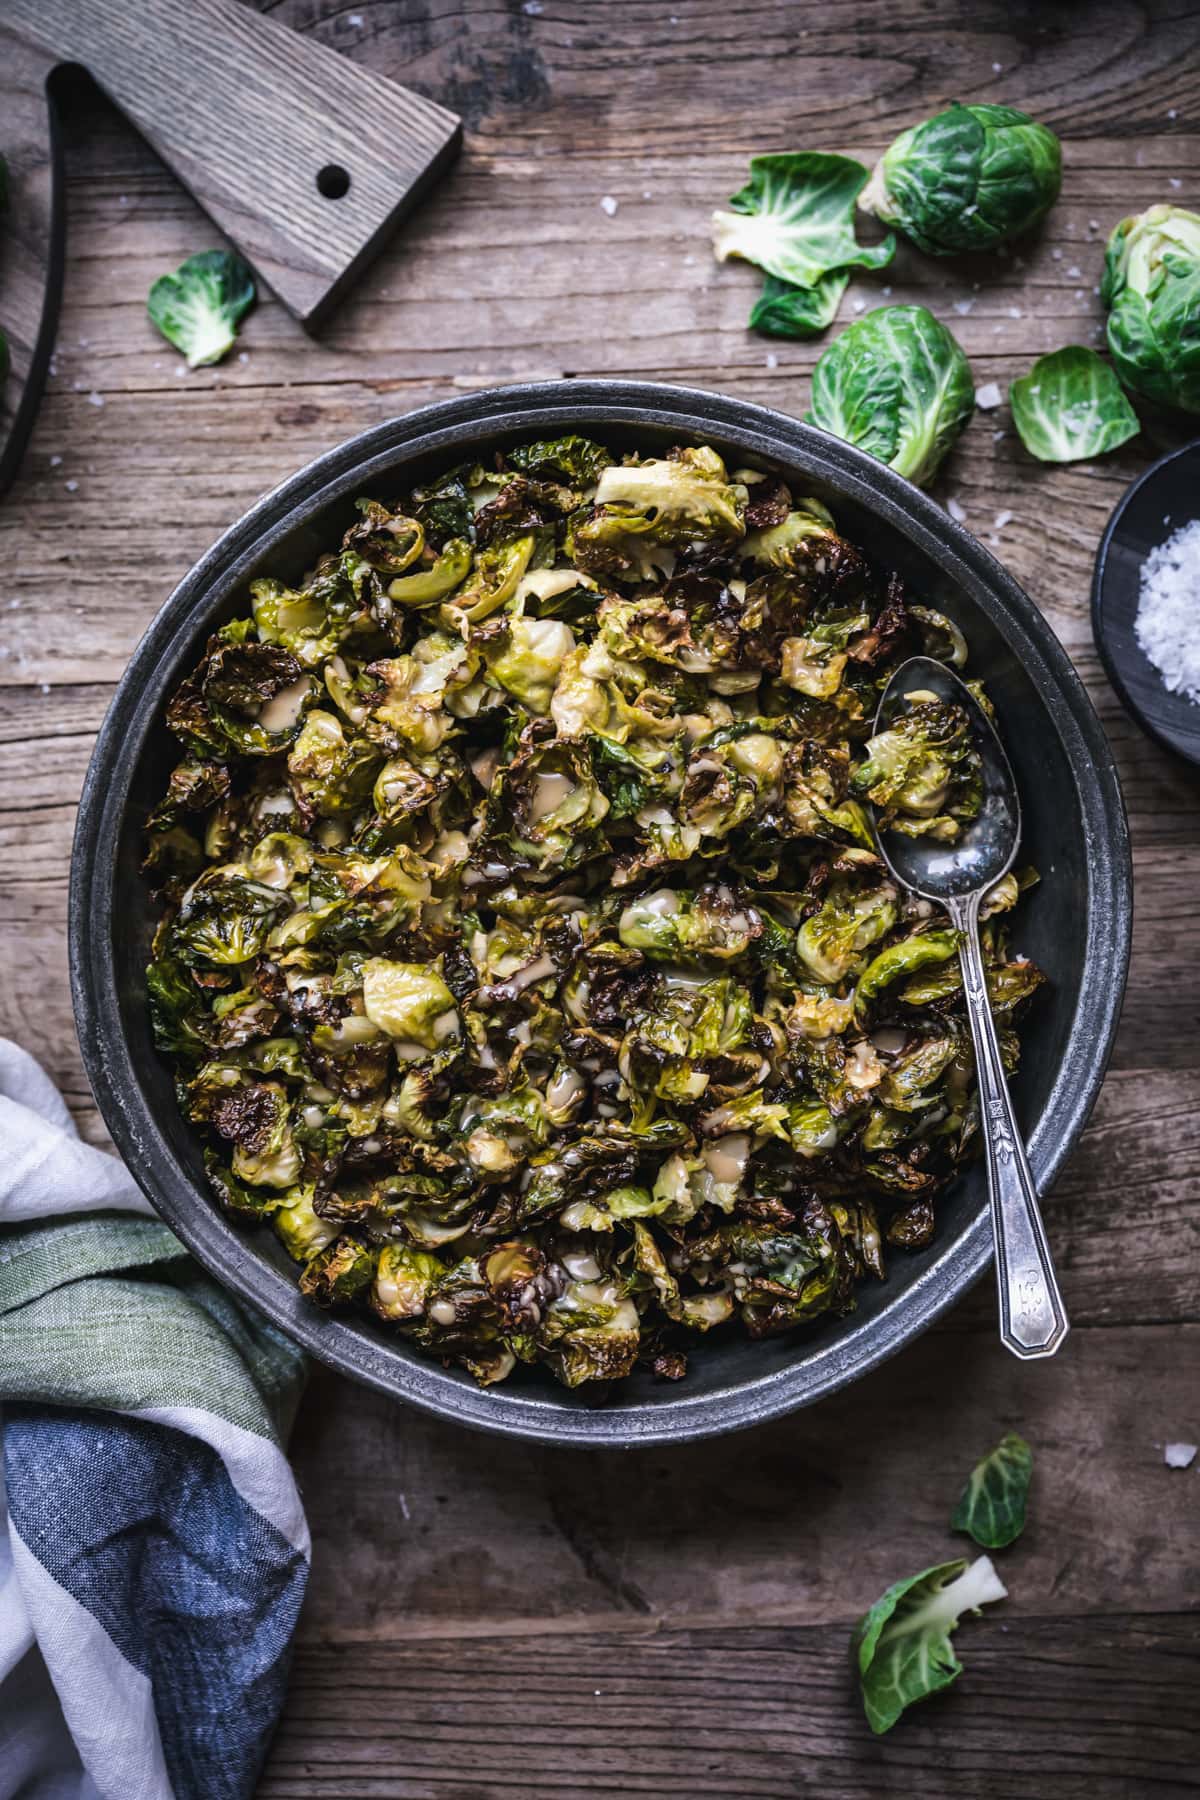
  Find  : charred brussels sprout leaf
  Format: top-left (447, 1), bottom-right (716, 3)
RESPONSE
top-left (145, 435), bottom-right (1044, 1394)
top-left (1010, 347), bottom-right (1140, 463)
top-left (1102, 203), bottom-right (1200, 414)
top-left (951, 1432), bottom-right (1033, 1549)
top-left (171, 870), bottom-right (290, 967)
top-left (300, 1236), bottom-right (378, 1305)
top-left (807, 306), bottom-right (974, 488)
top-left (861, 103), bottom-right (1061, 256)
top-left (711, 152), bottom-right (895, 289)
top-left (506, 436), bottom-right (613, 484)
top-left (147, 249), bottom-right (256, 368)
top-left (853, 1555), bottom-right (1008, 1734)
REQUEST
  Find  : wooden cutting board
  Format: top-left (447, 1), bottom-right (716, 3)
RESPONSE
top-left (0, 0), bottom-right (461, 495)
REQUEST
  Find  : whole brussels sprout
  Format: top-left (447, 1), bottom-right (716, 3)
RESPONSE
top-left (861, 103), bottom-right (1061, 255)
top-left (806, 306), bottom-right (974, 488)
top-left (1101, 204), bottom-right (1200, 413)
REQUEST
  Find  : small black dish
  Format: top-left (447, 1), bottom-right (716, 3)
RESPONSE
top-left (1093, 439), bottom-right (1200, 767)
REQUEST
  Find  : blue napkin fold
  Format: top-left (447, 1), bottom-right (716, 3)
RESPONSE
top-left (0, 1041), bottom-right (309, 1800)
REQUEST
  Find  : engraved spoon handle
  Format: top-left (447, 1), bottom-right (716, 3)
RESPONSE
top-left (946, 890), bottom-right (1069, 1359)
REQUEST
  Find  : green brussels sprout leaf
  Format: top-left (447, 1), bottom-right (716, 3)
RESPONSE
top-left (1010, 347), bottom-right (1140, 463)
top-left (749, 271), bottom-right (850, 340)
top-left (712, 152), bottom-right (895, 289)
top-left (147, 249), bottom-right (256, 368)
top-left (853, 1555), bottom-right (1008, 1734)
top-left (806, 306), bottom-right (974, 488)
top-left (951, 1432), bottom-right (1033, 1549)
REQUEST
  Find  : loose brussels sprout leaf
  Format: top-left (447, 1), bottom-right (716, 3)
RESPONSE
top-left (807, 306), bottom-right (974, 488)
top-left (388, 538), bottom-right (473, 605)
top-left (505, 436), bottom-right (613, 484)
top-left (853, 1555), bottom-right (1008, 1734)
top-left (361, 961), bottom-right (459, 1054)
top-left (749, 271), bottom-right (849, 340)
top-left (274, 1187), bottom-right (339, 1262)
top-left (591, 448), bottom-right (747, 544)
top-left (712, 152), bottom-right (894, 289)
top-left (951, 1432), bottom-right (1033, 1549)
top-left (1010, 347), bottom-right (1140, 463)
top-left (797, 883), bottom-right (898, 984)
top-left (147, 249), bottom-right (256, 368)
top-left (146, 437), bottom-right (1044, 1394)
top-left (856, 930), bottom-right (959, 1018)
top-left (618, 886), bottom-right (760, 963)
top-left (299, 1236), bottom-right (378, 1305)
top-left (1102, 203), bottom-right (1200, 414)
top-left (852, 698), bottom-right (982, 839)
top-left (483, 617), bottom-right (576, 714)
top-left (861, 103), bottom-right (1061, 256)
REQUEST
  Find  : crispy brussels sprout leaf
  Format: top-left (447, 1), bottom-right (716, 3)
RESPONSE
top-left (1010, 347), bottom-right (1140, 463)
top-left (951, 1433), bottom-right (1033, 1549)
top-left (506, 436), bottom-right (613, 484)
top-left (807, 306), bottom-right (974, 488)
top-left (147, 249), bottom-right (256, 368)
top-left (712, 152), bottom-right (894, 289)
top-left (853, 1555), bottom-right (1008, 1734)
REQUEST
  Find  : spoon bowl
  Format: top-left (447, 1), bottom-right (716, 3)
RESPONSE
top-left (871, 656), bottom-right (1021, 902)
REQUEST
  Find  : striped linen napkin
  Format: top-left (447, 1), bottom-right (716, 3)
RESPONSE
top-left (0, 1040), bottom-right (310, 1800)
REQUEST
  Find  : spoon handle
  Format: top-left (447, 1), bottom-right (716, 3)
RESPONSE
top-left (946, 891), bottom-right (1069, 1359)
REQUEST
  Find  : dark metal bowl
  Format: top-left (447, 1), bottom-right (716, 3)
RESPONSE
top-left (69, 381), bottom-right (1132, 1447)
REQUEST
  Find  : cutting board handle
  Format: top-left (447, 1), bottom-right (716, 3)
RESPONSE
top-left (2, 0), bottom-right (461, 328)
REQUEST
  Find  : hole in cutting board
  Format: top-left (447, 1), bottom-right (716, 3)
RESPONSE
top-left (316, 164), bottom-right (351, 199)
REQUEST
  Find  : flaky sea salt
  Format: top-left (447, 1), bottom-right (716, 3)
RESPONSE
top-left (599, 195), bottom-right (619, 216)
top-left (946, 496), bottom-right (967, 523)
top-left (1136, 519), bottom-right (1200, 702)
top-left (1164, 1442), bottom-right (1197, 1468)
top-left (975, 382), bottom-right (1003, 410)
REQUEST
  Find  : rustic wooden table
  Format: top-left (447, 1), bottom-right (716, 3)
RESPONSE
top-left (1, 2), bottom-right (1197, 1794)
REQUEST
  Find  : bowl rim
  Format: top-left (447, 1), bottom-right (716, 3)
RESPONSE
top-left (69, 378), bottom-right (1132, 1447)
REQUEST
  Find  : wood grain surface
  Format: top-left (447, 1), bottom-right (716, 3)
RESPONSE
top-left (2, 0), bottom-right (461, 326)
top-left (0, 2), bottom-right (1197, 1794)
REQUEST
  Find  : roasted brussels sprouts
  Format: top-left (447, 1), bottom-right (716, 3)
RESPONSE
top-left (146, 435), bottom-right (1043, 1392)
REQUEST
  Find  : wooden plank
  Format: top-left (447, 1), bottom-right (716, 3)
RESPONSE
top-left (260, 1614), bottom-right (1199, 1799)
top-left (286, 1326), bottom-right (1200, 1641)
top-left (4, 0), bottom-right (460, 327)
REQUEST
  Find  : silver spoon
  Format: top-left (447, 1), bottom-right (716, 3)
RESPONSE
top-left (868, 655), bottom-right (1069, 1360)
